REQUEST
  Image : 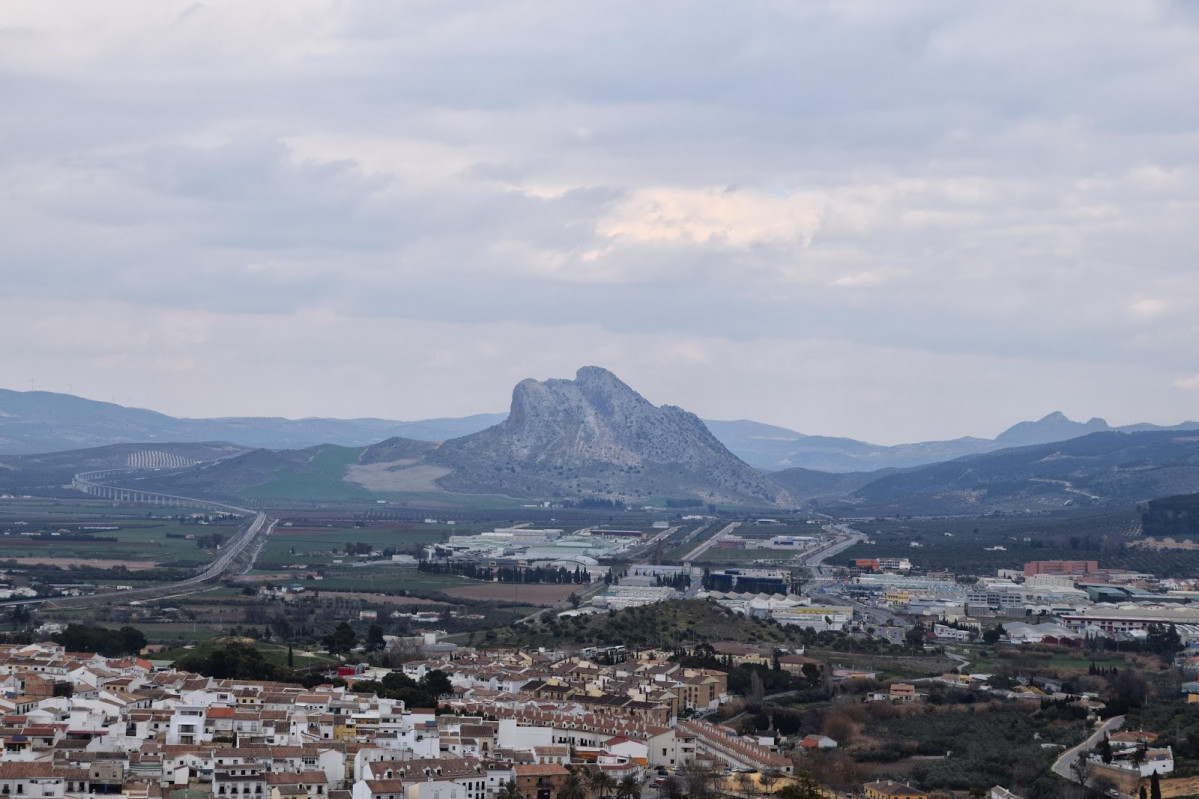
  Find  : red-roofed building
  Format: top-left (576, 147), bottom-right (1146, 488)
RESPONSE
top-left (512, 764), bottom-right (568, 799)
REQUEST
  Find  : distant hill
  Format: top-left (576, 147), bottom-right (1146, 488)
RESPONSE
top-left (705, 419), bottom-right (991, 472)
top-left (992, 411), bottom-right (1113, 448)
top-left (841, 430), bottom-right (1199, 515)
top-left (116, 444), bottom-right (376, 502)
top-left (0, 442), bottom-right (247, 496)
top-left (768, 466), bottom-right (895, 503)
top-left (422, 367), bottom-right (792, 507)
top-left (0, 388), bottom-right (504, 454)
top-left (709, 413), bottom-right (1199, 472)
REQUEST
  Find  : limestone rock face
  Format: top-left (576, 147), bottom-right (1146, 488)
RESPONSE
top-left (426, 367), bottom-right (791, 506)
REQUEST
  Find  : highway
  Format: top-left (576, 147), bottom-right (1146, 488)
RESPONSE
top-left (797, 524), bottom-right (908, 631)
top-left (1, 474), bottom-right (276, 609)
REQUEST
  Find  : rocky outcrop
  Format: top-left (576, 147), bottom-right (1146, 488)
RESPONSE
top-left (425, 367), bottom-right (792, 506)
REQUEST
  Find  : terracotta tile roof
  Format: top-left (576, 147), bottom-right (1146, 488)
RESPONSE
top-left (0, 762), bottom-right (57, 779)
top-left (513, 764), bottom-right (568, 777)
top-left (365, 780), bottom-right (407, 793)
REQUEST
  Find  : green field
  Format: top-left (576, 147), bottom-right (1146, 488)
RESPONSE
top-left (231, 445), bottom-right (532, 509)
top-left (370, 491), bottom-right (531, 510)
top-left (255, 523), bottom-right (447, 568)
top-left (959, 644), bottom-right (1130, 674)
top-left (240, 447), bottom-right (372, 501)
top-left (0, 515), bottom-right (241, 566)
top-left (691, 547), bottom-right (802, 564)
top-left (0, 500), bottom-right (216, 517)
top-left (664, 523), bottom-right (725, 560)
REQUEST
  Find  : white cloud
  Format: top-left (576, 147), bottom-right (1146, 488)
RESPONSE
top-left (599, 187), bottom-right (825, 248)
top-left (831, 272), bottom-right (885, 288)
top-left (1131, 298), bottom-right (1166, 317)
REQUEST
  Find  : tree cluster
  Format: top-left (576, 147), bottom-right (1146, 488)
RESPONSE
top-left (175, 640), bottom-right (312, 685)
top-left (654, 572), bottom-right (692, 590)
top-left (53, 624), bottom-right (146, 657)
top-left (194, 532), bottom-right (225, 549)
top-left (350, 669), bottom-right (452, 709)
top-left (559, 498), bottom-right (626, 510)
top-left (418, 560), bottom-right (590, 584)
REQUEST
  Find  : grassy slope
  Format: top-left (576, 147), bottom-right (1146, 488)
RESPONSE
top-left (240, 446), bottom-right (372, 501)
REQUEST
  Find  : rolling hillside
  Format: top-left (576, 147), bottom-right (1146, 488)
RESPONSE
top-left (845, 430), bottom-right (1199, 514)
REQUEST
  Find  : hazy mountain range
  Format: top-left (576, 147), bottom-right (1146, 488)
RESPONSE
top-left (0, 388), bottom-right (504, 455)
top-left (4, 386), bottom-right (1194, 472)
top-left (821, 429), bottom-right (1199, 515)
top-left (4, 372), bottom-right (1199, 513)
top-left (705, 412), bottom-right (1199, 472)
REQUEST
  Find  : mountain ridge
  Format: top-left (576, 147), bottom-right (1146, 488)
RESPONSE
top-left (802, 429), bottom-right (1199, 515)
top-left (3, 386), bottom-right (1197, 475)
top-left (423, 366), bottom-right (791, 506)
top-left (707, 412), bottom-right (1199, 471)
top-left (0, 388), bottom-right (504, 454)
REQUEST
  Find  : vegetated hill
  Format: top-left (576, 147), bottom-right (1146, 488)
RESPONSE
top-left (484, 599), bottom-right (808, 650)
top-left (0, 442), bottom-right (246, 496)
top-left (0, 388), bottom-right (504, 454)
top-left (704, 419), bottom-right (993, 472)
top-left (360, 437), bottom-right (438, 464)
top-left (423, 367), bottom-right (792, 507)
top-left (766, 466), bottom-right (888, 503)
top-left (1141, 493), bottom-right (1199, 539)
top-left (846, 430), bottom-right (1199, 515)
top-left (117, 444), bottom-right (377, 502)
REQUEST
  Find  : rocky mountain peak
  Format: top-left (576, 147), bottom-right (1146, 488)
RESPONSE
top-left (996, 411), bottom-right (1111, 448)
top-left (428, 367), bottom-right (791, 506)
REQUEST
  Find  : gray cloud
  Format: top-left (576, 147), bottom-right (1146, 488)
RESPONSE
top-left (1, 1), bottom-right (1198, 443)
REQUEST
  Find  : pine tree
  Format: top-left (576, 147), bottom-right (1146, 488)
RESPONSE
top-left (1098, 734), bottom-right (1113, 764)
top-left (1151, 771), bottom-right (1162, 799)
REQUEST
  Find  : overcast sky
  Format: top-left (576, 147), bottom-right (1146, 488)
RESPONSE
top-left (2, 1), bottom-right (1198, 445)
